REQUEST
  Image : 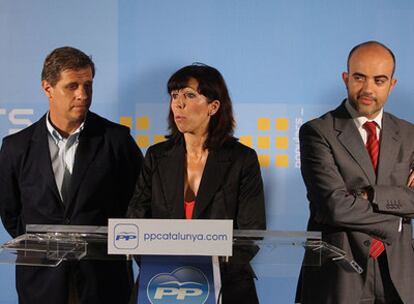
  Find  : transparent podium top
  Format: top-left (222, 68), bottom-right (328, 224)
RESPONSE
top-left (0, 225), bottom-right (112, 267)
top-left (0, 225), bottom-right (362, 274)
top-left (232, 229), bottom-right (362, 275)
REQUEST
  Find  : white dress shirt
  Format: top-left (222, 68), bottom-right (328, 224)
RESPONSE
top-left (345, 99), bottom-right (383, 144)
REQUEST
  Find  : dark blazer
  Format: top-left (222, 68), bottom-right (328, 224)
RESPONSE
top-left (296, 102), bottom-right (414, 304)
top-left (127, 137), bottom-right (266, 303)
top-left (0, 112), bottom-right (143, 304)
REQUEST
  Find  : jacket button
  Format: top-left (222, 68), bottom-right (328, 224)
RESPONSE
top-left (64, 218), bottom-right (70, 224)
top-left (363, 240), bottom-right (371, 247)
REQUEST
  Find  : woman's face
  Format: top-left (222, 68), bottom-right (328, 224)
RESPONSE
top-left (170, 78), bottom-right (219, 136)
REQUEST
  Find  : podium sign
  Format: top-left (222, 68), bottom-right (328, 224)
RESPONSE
top-left (137, 256), bottom-right (220, 304)
top-left (108, 219), bottom-right (233, 256)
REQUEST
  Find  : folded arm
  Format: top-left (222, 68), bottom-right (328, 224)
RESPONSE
top-left (300, 122), bottom-right (403, 242)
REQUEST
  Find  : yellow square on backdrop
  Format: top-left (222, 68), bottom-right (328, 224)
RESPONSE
top-left (153, 135), bottom-right (166, 144)
top-left (136, 135), bottom-right (149, 148)
top-left (275, 154), bottom-right (289, 167)
top-left (119, 116), bottom-right (132, 129)
top-left (276, 118), bottom-right (289, 131)
top-left (136, 117), bottom-right (149, 130)
top-left (276, 136), bottom-right (289, 149)
top-left (239, 136), bottom-right (253, 148)
top-left (257, 118), bottom-right (271, 130)
top-left (258, 154), bottom-right (270, 167)
top-left (257, 136), bottom-right (270, 149)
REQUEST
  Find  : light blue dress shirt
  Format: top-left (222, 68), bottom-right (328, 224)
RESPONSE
top-left (46, 113), bottom-right (84, 204)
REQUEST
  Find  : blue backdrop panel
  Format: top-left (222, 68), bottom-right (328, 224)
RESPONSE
top-left (1, 1), bottom-right (414, 303)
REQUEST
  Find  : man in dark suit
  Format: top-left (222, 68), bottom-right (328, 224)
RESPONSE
top-left (0, 47), bottom-right (143, 304)
top-left (296, 41), bottom-right (414, 304)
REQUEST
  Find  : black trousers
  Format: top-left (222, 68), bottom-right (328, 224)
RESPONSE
top-left (17, 260), bottom-right (132, 304)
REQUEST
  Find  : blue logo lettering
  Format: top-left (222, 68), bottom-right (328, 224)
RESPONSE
top-left (114, 224), bottom-right (139, 249)
top-left (116, 232), bottom-right (137, 241)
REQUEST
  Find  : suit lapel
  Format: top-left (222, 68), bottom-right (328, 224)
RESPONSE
top-left (68, 114), bottom-right (102, 206)
top-left (334, 105), bottom-right (376, 184)
top-left (193, 146), bottom-right (232, 219)
top-left (157, 141), bottom-right (185, 219)
top-left (31, 115), bottom-right (63, 204)
top-left (377, 113), bottom-right (400, 184)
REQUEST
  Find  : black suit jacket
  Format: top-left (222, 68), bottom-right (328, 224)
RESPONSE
top-left (0, 112), bottom-right (143, 304)
top-left (296, 102), bottom-right (414, 304)
top-left (127, 137), bottom-right (266, 303)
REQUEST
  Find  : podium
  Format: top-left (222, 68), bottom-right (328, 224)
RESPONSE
top-left (0, 224), bottom-right (121, 267)
top-left (0, 224), bottom-right (362, 303)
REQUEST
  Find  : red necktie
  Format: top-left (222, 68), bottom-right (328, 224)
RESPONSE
top-left (363, 121), bottom-right (385, 258)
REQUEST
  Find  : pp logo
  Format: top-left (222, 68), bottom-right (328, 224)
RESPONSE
top-left (147, 267), bottom-right (209, 304)
top-left (114, 224), bottom-right (138, 249)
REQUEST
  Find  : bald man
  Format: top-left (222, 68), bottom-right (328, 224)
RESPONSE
top-left (296, 41), bottom-right (414, 303)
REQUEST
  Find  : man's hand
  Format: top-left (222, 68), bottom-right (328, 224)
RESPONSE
top-left (353, 189), bottom-right (369, 200)
top-left (407, 169), bottom-right (414, 188)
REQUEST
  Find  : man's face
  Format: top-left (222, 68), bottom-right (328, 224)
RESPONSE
top-left (42, 67), bottom-right (93, 129)
top-left (342, 45), bottom-right (397, 119)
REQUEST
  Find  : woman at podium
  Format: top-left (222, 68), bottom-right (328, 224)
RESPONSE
top-left (127, 63), bottom-right (266, 303)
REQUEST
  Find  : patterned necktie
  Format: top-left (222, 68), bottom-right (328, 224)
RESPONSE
top-left (364, 121), bottom-right (379, 171)
top-left (363, 121), bottom-right (384, 258)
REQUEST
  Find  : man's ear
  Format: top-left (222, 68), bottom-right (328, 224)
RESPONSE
top-left (341, 72), bottom-right (349, 86)
top-left (42, 80), bottom-right (53, 99)
top-left (389, 78), bottom-right (397, 92)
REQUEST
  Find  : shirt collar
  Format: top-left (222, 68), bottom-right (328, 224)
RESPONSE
top-left (345, 99), bottom-right (383, 130)
top-left (46, 112), bottom-right (85, 145)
